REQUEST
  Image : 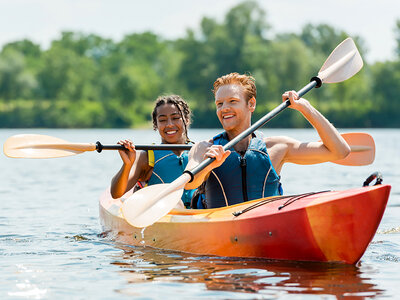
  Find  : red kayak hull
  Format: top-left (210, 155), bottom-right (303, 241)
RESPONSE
top-left (99, 184), bottom-right (391, 264)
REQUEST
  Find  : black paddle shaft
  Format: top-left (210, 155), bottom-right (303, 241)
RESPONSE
top-left (95, 142), bottom-right (192, 152)
top-left (185, 78), bottom-right (320, 181)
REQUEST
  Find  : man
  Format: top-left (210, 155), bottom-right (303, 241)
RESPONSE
top-left (185, 72), bottom-right (350, 208)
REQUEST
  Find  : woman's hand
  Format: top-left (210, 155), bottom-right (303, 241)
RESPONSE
top-left (117, 139), bottom-right (136, 166)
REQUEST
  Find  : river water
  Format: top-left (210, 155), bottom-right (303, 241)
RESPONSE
top-left (1, 128), bottom-right (399, 299)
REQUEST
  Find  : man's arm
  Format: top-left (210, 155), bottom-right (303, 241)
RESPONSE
top-left (268, 91), bottom-right (350, 172)
top-left (184, 140), bottom-right (231, 190)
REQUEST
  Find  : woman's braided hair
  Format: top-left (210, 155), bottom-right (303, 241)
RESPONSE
top-left (152, 95), bottom-right (192, 143)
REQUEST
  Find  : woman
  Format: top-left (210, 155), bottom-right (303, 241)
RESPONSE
top-left (111, 95), bottom-right (195, 208)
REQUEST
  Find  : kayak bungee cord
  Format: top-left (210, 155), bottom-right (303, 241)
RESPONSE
top-left (233, 173), bottom-right (385, 217)
top-left (232, 191), bottom-right (330, 217)
top-left (278, 191), bottom-right (330, 210)
top-left (232, 195), bottom-right (286, 216)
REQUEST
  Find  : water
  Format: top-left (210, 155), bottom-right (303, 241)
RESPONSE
top-left (1, 128), bottom-right (399, 299)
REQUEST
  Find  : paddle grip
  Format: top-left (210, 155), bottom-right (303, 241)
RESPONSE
top-left (135, 144), bottom-right (192, 150)
top-left (184, 157), bottom-right (215, 182)
top-left (95, 141), bottom-right (192, 152)
top-left (96, 141), bottom-right (125, 152)
top-left (310, 76), bottom-right (322, 88)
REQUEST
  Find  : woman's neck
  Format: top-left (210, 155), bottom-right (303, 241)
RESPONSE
top-left (161, 138), bottom-right (186, 145)
top-left (161, 138), bottom-right (186, 156)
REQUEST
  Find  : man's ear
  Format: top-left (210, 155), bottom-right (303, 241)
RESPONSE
top-left (248, 97), bottom-right (256, 112)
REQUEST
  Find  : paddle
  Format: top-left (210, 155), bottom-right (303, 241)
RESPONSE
top-left (3, 134), bottom-right (192, 159)
top-left (121, 37), bottom-right (364, 228)
top-left (3, 132), bottom-right (373, 164)
top-left (333, 132), bottom-right (375, 166)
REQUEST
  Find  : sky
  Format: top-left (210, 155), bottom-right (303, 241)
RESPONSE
top-left (0, 0), bottom-right (399, 63)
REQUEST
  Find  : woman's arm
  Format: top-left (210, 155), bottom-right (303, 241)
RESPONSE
top-left (110, 140), bottom-right (149, 199)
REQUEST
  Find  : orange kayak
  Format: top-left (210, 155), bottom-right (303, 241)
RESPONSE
top-left (99, 184), bottom-right (391, 264)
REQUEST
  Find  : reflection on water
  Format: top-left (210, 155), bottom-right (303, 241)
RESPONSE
top-left (108, 243), bottom-right (384, 299)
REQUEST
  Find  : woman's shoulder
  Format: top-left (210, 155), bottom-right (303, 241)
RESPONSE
top-left (135, 150), bottom-right (151, 167)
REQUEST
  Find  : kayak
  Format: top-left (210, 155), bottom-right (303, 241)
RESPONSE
top-left (99, 183), bottom-right (390, 264)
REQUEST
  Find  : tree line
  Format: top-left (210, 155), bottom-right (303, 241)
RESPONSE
top-left (1, 1), bottom-right (399, 128)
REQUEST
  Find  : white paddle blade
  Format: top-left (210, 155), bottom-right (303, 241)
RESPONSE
top-left (122, 173), bottom-right (191, 228)
top-left (3, 134), bottom-right (95, 158)
top-left (318, 38), bottom-right (363, 84)
top-left (333, 132), bottom-right (375, 166)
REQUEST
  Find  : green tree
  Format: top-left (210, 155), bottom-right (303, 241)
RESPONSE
top-left (2, 39), bottom-right (41, 58)
top-left (37, 44), bottom-right (98, 101)
top-left (0, 49), bottom-right (37, 100)
top-left (176, 0), bottom-right (271, 127)
top-left (52, 32), bottom-right (115, 59)
top-left (0, 1), bottom-right (399, 129)
top-left (395, 19), bottom-right (400, 58)
top-left (370, 60), bottom-right (400, 126)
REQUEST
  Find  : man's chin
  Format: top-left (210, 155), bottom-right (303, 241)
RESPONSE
top-left (221, 121), bottom-right (236, 131)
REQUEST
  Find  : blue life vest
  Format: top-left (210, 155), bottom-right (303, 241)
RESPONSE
top-left (148, 149), bottom-right (195, 208)
top-left (204, 132), bottom-right (282, 208)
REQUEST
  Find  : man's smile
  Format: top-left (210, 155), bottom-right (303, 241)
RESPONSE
top-left (222, 113), bottom-right (235, 119)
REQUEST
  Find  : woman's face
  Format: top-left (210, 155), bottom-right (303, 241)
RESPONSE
top-left (156, 103), bottom-right (186, 144)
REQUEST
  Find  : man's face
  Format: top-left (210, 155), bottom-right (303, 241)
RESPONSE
top-left (215, 84), bottom-right (255, 133)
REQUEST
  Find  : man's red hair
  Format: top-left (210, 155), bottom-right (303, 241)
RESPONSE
top-left (212, 72), bottom-right (257, 102)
